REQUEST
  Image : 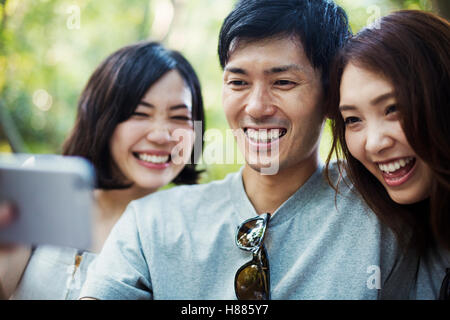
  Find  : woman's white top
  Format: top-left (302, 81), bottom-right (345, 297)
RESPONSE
top-left (11, 245), bottom-right (96, 300)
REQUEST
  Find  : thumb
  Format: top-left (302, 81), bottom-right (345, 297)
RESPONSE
top-left (0, 202), bottom-right (16, 227)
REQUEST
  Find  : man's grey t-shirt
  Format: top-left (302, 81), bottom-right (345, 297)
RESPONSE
top-left (414, 244), bottom-right (450, 299)
top-left (80, 165), bottom-right (401, 299)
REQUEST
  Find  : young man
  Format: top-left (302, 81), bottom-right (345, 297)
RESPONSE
top-left (79, 0), bottom-right (401, 299)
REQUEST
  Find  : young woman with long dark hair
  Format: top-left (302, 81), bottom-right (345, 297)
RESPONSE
top-left (0, 41), bottom-right (205, 299)
top-left (326, 10), bottom-right (450, 299)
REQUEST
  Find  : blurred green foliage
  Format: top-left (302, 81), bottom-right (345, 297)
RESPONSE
top-left (0, 0), bottom-right (439, 183)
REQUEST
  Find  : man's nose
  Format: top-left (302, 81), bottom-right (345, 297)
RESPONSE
top-left (245, 85), bottom-right (276, 119)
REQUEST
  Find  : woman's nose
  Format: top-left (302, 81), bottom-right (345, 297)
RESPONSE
top-left (146, 126), bottom-right (172, 145)
top-left (365, 123), bottom-right (395, 155)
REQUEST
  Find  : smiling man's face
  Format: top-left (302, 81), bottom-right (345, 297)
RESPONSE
top-left (222, 36), bottom-right (325, 175)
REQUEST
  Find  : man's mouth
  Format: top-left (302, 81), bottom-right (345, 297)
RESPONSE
top-left (243, 128), bottom-right (287, 144)
top-left (377, 157), bottom-right (416, 186)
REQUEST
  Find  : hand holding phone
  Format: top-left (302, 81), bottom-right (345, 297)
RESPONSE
top-left (0, 153), bottom-right (94, 250)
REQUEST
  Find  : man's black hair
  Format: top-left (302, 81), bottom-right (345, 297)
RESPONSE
top-left (218, 0), bottom-right (351, 94)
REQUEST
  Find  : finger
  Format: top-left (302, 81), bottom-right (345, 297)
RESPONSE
top-left (0, 202), bottom-right (17, 226)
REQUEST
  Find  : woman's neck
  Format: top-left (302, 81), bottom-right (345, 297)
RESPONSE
top-left (90, 186), bottom-right (156, 253)
top-left (95, 186), bottom-right (152, 217)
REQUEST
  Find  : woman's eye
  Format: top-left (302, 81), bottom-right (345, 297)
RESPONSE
top-left (385, 104), bottom-right (398, 115)
top-left (132, 112), bottom-right (149, 117)
top-left (172, 116), bottom-right (192, 121)
top-left (344, 116), bottom-right (360, 126)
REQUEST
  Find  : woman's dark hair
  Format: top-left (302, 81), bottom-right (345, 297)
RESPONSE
top-left (62, 41), bottom-right (205, 189)
top-left (325, 10), bottom-right (450, 252)
top-left (218, 0), bottom-right (351, 97)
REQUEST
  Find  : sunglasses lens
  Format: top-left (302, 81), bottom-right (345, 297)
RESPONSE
top-left (235, 264), bottom-right (268, 300)
top-left (235, 248), bottom-right (270, 300)
top-left (235, 214), bottom-right (271, 300)
top-left (237, 218), bottom-right (265, 249)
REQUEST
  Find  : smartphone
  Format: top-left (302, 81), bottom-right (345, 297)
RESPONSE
top-left (0, 153), bottom-right (95, 250)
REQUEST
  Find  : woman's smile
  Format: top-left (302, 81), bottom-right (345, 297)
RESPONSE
top-left (133, 151), bottom-right (171, 170)
top-left (376, 156), bottom-right (416, 187)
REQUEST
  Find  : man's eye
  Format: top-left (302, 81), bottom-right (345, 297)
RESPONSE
top-left (274, 80), bottom-right (295, 85)
top-left (273, 80), bottom-right (297, 89)
top-left (228, 80), bottom-right (247, 86)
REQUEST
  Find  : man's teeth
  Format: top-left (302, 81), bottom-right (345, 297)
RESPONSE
top-left (378, 157), bottom-right (414, 173)
top-left (138, 153), bottom-right (169, 164)
top-left (245, 129), bottom-right (285, 143)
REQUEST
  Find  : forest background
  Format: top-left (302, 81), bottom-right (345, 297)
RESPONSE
top-left (0, 0), bottom-right (448, 183)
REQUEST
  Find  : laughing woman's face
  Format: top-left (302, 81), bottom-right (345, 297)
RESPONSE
top-left (109, 69), bottom-right (195, 193)
top-left (339, 63), bottom-right (433, 205)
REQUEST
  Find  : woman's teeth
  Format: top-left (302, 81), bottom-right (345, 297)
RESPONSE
top-left (378, 157), bottom-right (414, 173)
top-left (245, 128), bottom-right (286, 143)
top-left (137, 153), bottom-right (169, 164)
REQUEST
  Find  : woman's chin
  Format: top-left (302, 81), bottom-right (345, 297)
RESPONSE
top-left (386, 189), bottom-right (430, 205)
top-left (132, 172), bottom-right (179, 194)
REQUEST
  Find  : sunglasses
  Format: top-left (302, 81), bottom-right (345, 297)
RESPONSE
top-left (234, 213), bottom-right (271, 300)
top-left (439, 268), bottom-right (450, 300)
